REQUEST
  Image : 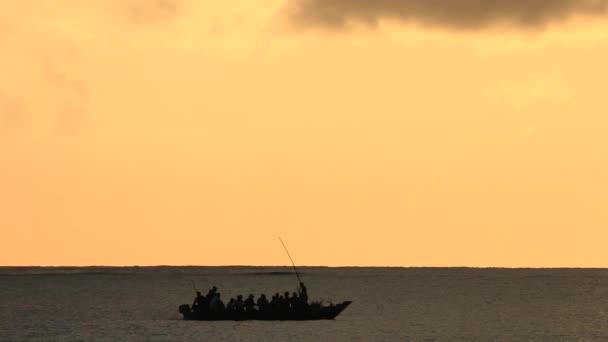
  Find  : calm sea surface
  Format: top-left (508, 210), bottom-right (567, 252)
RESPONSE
top-left (1, 267), bottom-right (608, 341)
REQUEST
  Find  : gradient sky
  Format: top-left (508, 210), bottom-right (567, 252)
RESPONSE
top-left (1, 0), bottom-right (608, 267)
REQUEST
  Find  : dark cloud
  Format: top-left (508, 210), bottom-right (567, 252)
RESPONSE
top-left (285, 0), bottom-right (608, 29)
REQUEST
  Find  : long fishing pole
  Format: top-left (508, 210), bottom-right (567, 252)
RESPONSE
top-left (190, 280), bottom-right (198, 294)
top-left (279, 237), bottom-right (302, 285)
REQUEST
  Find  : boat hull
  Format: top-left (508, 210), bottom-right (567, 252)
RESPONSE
top-left (179, 301), bottom-right (352, 321)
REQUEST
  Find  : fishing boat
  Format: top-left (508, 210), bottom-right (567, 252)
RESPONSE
top-left (179, 301), bottom-right (352, 321)
top-left (178, 238), bottom-right (352, 321)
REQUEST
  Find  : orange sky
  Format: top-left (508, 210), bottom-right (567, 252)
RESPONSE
top-left (1, 1), bottom-right (608, 267)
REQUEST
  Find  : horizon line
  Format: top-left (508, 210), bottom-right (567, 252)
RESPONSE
top-left (2, 265), bottom-right (608, 269)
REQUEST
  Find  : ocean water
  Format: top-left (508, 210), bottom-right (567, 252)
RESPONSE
top-left (1, 267), bottom-right (608, 341)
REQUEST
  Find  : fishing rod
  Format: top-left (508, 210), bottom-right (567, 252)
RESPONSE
top-left (190, 280), bottom-right (198, 294)
top-left (279, 237), bottom-right (302, 285)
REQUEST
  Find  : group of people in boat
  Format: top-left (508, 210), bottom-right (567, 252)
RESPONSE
top-left (191, 282), bottom-right (309, 314)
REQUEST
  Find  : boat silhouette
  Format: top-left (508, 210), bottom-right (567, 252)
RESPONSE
top-left (179, 301), bottom-right (352, 321)
top-left (178, 238), bottom-right (352, 321)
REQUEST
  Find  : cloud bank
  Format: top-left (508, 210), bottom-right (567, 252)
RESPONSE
top-left (285, 0), bottom-right (608, 29)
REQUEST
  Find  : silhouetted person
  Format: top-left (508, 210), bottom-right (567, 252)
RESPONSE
top-left (291, 292), bottom-right (298, 309)
top-left (209, 293), bottom-right (225, 312)
top-left (217, 294), bottom-right (225, 312)
top-left (271, 293), bottom-right (280, 311)
top-left (245, 294), bottom-right (255, 313)
top-left (192, 291), bottom-right (205, 309)
top-left (280, 292), bottom-right (291, 311)
top-left (257, 294), bottom-right (269, 312)
top-left (207, 286), bottom-right (218, 298)
top-left (299, 282), bottom-right (308, 304)
top-left (227, 298), bottom-right (236, 312)
top-left (235, 295), bottom-right (245, 313)
top-left (277, 294), bottom-right (285, 311)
